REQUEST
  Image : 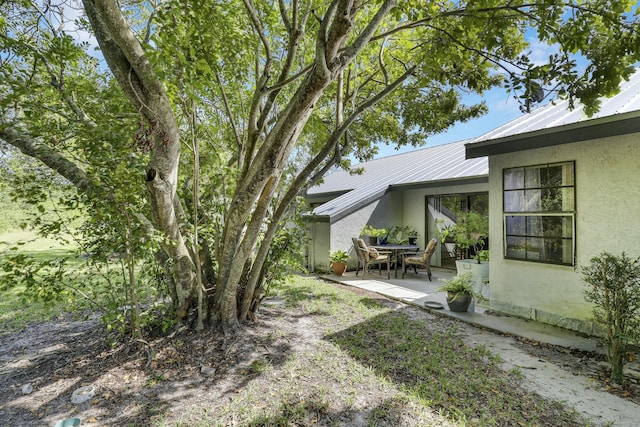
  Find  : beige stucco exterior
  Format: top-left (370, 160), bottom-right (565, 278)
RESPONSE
top-left (308, 180), bottom-right (489, 272)
top-left (487, 133), bottom-right (640, 333)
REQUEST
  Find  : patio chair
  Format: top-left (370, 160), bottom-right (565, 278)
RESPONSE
top-left (351, 237), bottom-right (391, 279)
top-left (402, 238), bottom-right (438, 280)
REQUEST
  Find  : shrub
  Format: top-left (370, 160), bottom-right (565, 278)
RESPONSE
top-left (582, 252), bottom-right (640, 383)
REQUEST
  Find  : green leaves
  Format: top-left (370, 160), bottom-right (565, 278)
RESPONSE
top-left (2, 0), bottom-right (640, 331)
top-left (582, 252), bottom-right (640, 383)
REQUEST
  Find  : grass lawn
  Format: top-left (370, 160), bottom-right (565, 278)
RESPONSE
top-left (0, 230), bottom-right (81, 333)
top-left (0, 240), bottom-right (588, 425)
top-left (148, 276), bottom-right (586, 426)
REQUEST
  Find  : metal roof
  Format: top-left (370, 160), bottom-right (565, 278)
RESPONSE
top-left (308, 140), bottom-right (488, 221)
top-left (466, 69), bottom-right (640, 158)
top-left (309, 70), bottom-right (640, 220)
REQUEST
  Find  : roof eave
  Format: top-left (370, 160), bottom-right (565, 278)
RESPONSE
top-left (302, 213), bottom-right (330, 222)
top-left (305, 189), bottom-right (352, 201)
top-left (465, 111), bottom-right (640, 159)
top-left (389, 175), bottom-right (488, 192)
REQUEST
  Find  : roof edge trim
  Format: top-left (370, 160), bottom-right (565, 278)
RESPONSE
top-left (466, 110), bottom-right (640, 158)
top-left (389, 175), bottom-right (488, 192)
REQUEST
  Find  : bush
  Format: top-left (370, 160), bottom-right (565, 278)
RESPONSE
top-left (582, 252), bottom-right (640, 383)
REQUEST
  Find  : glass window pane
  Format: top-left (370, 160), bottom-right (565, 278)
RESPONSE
top-left (526, 216), bottom-right (543, 236)
top-left (561, 188), bottom-right (575, 211)
top-left (562, 162), bottom-right (575, 186)
top-left (542, 216), bottom-right (563, 238)
top-left (506, 236), bottom-right (526, 258)
top-left (469, 194), bottom-right (489, 215)
top-left (542, 238), bottom-right (564, 263)
top-left (545, 164), bottom-right (563, 187)
top-left (526, 237), bottom-right (544, 260)
top-left (541, 188), bottom-right (561, 211)
top-left (506, 216), bottom-right (526, 235)
top-left (524, 189), bottom-right (541, 212)
top-left (503, 162), bottom-right (574, 266)
top-left (504, 168), bottom-right (524, 190)
top-left (525, 167), bottom-right (541, 188)
top-left (562, 239), bottom-right (574, 264)
top-left (504, 190), bottom-right (524, 212)
top-left (562, 216), bottom-right (573, 238)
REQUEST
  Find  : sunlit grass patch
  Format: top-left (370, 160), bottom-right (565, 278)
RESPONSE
top-left (0, 230), bottom-right (160, 335)
top-left (169, 276), bottom-right (585, 427)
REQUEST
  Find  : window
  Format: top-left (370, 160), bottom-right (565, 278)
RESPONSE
top-left (428, 193), bottom-right (488, 267)
top-left (503, 162), bottom-right (575, 265)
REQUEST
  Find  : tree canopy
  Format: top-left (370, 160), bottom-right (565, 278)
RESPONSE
top-left (1, 0), bottom-right (638, 334)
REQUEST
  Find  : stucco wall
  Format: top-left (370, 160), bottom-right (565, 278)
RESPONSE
top-left (309, 181), bottom-right (490, 271)
top-left (308, 192), bottom-right (403, 271)
top-left (488, 133), bottom-right (640, 333)
top-left (329, 192), bottom-right (403, 269)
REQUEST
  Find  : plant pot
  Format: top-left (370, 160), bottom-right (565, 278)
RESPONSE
top-left (455, 259), bottom-right (489, 294)
top-left (408, 237), bottom-right (418, 245)
top-left (446, 292), bottom-right (472, 312)
top-left (331, 262), bottom-right (347, 276)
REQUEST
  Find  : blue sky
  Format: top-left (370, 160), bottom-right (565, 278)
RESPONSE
top-left (375, 87), bottom-right (525, 158)
top-left (375, 35), bottom-right (574, 159)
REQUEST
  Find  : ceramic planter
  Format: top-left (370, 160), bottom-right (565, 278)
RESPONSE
top-left (446, 292), bottom-right (472, 312)
top-left (331, 262), bottom-right (347, 276)
top-left (455, 259), bottom-right (489, 298)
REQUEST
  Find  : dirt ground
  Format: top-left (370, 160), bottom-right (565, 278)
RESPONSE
top-left (1, 284), bottom-right (639, 426)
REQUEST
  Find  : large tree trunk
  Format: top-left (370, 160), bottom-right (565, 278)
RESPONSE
top-left (145, 169), bottom-right (197, 318)
top-left (83, 0), bottom-right (198, 318)
top-left (83, 0), bottom-right (395, 329)
top-left (210, 0), bottom-right (397, 329)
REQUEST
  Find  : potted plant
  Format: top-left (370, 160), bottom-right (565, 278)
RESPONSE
top-left (441, 211), bottom-right (488, 261)
top-left (361, 225), bottom-right (387, 246)
top-left (329, 250), bottom-right (350, 276)
top-left (435, 219), bottom-right (457, 258)
top-left (408, 228), bottom-right (418, 245)
top-left (440, 211), bottom-right (489, 291)
top-left (437, 273), bottom-right (479, 312)
top-left (385, 225), bottom-right (418, 245)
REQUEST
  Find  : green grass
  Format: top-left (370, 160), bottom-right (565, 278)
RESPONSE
top-left (164, 276), bottom-right (587, 427)
top-left (0, 183), bottom-right (82, 233)
top-left (0, 197), bottom-right (29, 233)
top-left (0, 228), bottom-right (165, 339)
top-left (0, 230), bottom-right (81, 333)
top-left (0, 229), bottom-right (74, 252)
top-left (0, 244), bottom-right (590, 426)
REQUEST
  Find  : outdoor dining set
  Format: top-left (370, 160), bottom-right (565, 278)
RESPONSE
top-left (352, 237), bottom-right (438, 281)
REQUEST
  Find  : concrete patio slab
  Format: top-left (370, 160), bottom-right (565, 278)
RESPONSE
top-left (322, 267), bottom-right (602, 354)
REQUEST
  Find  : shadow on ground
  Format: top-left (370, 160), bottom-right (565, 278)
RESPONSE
top-left (324, 306), bottom-right (585, 426)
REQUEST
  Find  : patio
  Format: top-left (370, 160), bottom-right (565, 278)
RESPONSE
top-left (321, 267), bottom-right (600, 353)
top-left (330, 267), bottom-right (459, 309)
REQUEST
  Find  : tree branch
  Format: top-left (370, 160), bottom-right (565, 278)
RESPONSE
top-left (0, 121), bottom-right (98, 195)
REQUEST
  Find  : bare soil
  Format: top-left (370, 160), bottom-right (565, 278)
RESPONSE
top-left (1, 283), bottom-right (639, 426)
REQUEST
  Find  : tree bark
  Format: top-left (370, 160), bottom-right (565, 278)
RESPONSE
top-left (212, 0), bottom-right (398, 328)
top-left (83, 0), bottom-right (197, 318)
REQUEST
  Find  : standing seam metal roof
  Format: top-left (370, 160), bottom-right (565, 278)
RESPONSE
top-left (309, 140), bottom-right (488, 219)
top-left (469, 69), bottom-right (640, 143)
top-left (309, 70), bottom-right (640, 221)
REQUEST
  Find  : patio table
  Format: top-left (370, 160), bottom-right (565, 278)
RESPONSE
top-left (373, 244), bottom-right (420, 278)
